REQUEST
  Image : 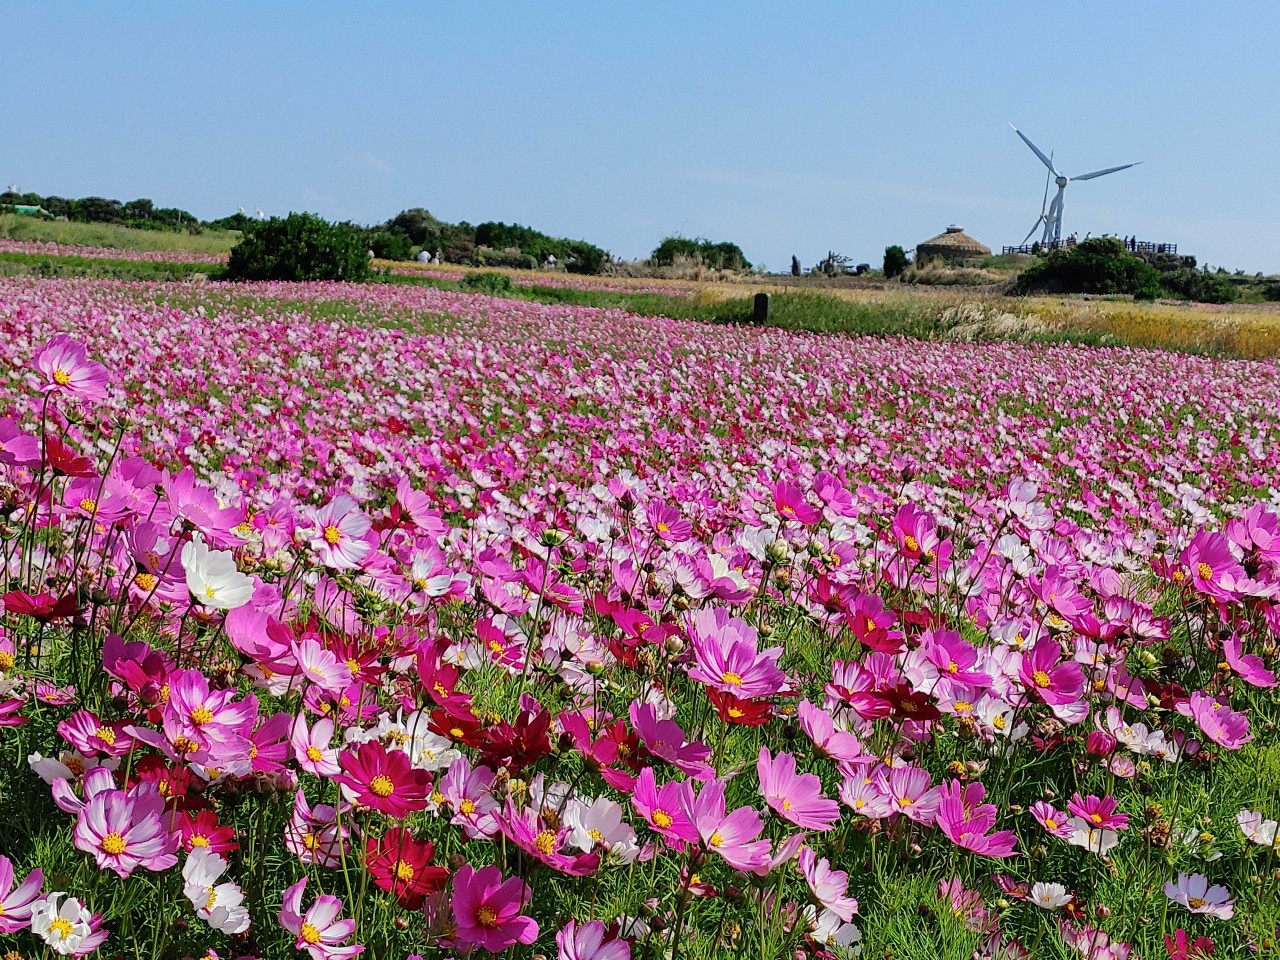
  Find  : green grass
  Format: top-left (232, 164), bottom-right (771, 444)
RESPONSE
top-left (0, 250), bottom-right (217, 280)
top-left (0, 213), bottom-right (238, 255)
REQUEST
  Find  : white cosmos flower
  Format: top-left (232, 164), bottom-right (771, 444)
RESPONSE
top-left (182, 848), bottom-right (251, 934)
top-left (1066, 817), bottom-right (1121, 856)
top-left (1029, 882), bottom-right (1073, 909)
top-left (30, 893), bottom-right (93, 955)
top-left (182, 535), bottom-right (253, 610)
top-left (1238, 809), bottom-right (1279, 847)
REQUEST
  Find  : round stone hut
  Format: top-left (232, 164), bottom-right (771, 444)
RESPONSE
top-left (916, 225), bottom-right (992, 265)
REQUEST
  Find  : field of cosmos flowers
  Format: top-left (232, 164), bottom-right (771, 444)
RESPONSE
top-left (0, 274), bottom-right (1278, 960)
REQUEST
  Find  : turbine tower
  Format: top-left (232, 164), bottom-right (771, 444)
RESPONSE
top-left (1010, 124), bottom-right (1141, 246)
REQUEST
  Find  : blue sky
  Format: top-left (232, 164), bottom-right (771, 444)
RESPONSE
top-left (3, 2), bottom-right (1278, 272)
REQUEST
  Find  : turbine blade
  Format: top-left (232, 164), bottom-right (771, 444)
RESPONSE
top-left (1070, 161), bottom-right (1142, 181)
top-left (1011, 124), bottom-right (1058, 175)
top-left (1021, 219), bottom-right (1042, 245)
top-left (1041, 150), bottom-right (1053, 215)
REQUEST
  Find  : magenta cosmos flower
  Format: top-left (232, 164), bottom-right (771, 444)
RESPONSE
top-left (450, 863), bottom-right (538, 953)
top-left (73, 781), bottom-right (178, 878)
top-left (279, 877), bottom-right (364, 960)
top-left (33, 334), bottom-right (109, 402)
top-left (1018, 637), bottom-right (1085, 707)
top-left (1067, 793), bottom-right (1129, 831)
top-left (334, 740), bottom-right (432, 818)
top-left (631, 767), bottom-right (699, 848)
top-left (757, 747), bottom-right (840, 831)
top-left (935, 780), bottom-right (1017, 859)
top-left (0, 854), bottom-right (44, 933)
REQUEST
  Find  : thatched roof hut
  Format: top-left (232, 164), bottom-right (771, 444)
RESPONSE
top-left (916, 225), bottom-right (991, 265)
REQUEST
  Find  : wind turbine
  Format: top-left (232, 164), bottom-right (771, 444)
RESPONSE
top-left (1010, 124), bottom-right (1141, 245)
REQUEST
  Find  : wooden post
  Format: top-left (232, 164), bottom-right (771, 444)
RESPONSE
top-left (752, 292), bottom-right (771, 325)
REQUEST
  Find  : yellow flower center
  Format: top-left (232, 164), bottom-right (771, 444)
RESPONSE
top-left (190, 834), bottom-right (210, 848)
top-left (49, 917), bottom-right (75, 937)
top-left (1032, 670), bottom-right (1052, 688)
top-left (652, 809), bottom-right (673, 828)
top-left (300, 921), bottom-right (322, 944)
top-left (1045, 817), bottom-right (1059, 831)
top-left (589, 828), bottom-right (604, 842)
top-left (534, 830), bottom-right (558, 855)
top-left (954, 700), bottom-right (973, 713)
top-left (947, 661), bottom-right (959, 674)
top-left (904, 534), bottom-right (919, 552)
top-left (95, 726), bottom-right (116, 746)
top-left (1196, 562), bottom-right (1213, 581)
top-left (173, 736), bottom-right (198, 754)
top-left (205, 888), bottom-right (219, 911)
top-left (323, 525), bottom-right (342, 546)
top-left (306, 746), bottom-right (324, 762)
top-left (656, 521), bottom-right (670, 533)
top-left (78, 498), bottom-right (97, 515)
top-left (782, 798), bottom-right (793, 811)
top-left (133, 572), bottom-right (158, 591)
top-left (395, 859), bottom-right (415, 881)
top-left (460, 799), bottom-right (477, 816)
top-left (721, 671), bottom-right (743, 687)
top-left (0, 650), bottom-right (13, 671)
top-left (52, 369), bottom-right (72, 386)
top-left (190, 706), bottom-right (214, 726)
top-left (708, 831), bottom-right (724, 848)
top-left (1188, 897), bottom-right (1206, 910)
top-left (345, 659), bottom-right (361, 674)
top-left (302, 831), bottom-right (322, 851)
top-left (369, 774), bottom-right (395, 798)
top-left (476, 906), bottom-right (498, 927)
top-left (1090, 812), bottom-right (1103, 824)
top-left (101, 832), bottom-right (128, 855)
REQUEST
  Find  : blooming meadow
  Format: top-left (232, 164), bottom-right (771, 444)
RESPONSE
top-left (0, 275), bottom-right (1278, 960)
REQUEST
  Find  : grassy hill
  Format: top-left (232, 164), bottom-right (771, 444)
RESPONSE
top-left (0, 213), bottom-right (238, 255)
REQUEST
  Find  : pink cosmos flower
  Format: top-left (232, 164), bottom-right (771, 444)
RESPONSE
top-left (290, 636), bottom-right (354, 696)
top-left (631, 767), bottom-right (699, 847)
top-left (1223, 635), bottom-right (1275, 688)
top-left (688, 778), bottom-right (771, 872)
top-left (309, 495), bottom-right (373, 570)
top-left (0, 854), bottom-right (44, 933)
top-left (438, 754), bottom-right (500, 838)
top-left (498, 798), bottom-right (600, 876)
top-left (334, 741), bottom-right (432, 818)
top-left (291, 715), bottom-right (341, 777)
top-left (798, 846), bottom-right (858, 922)
top-left (1018, 637), bottom-right (1086, 708)
top-left (1186, 691), bottom-right (1253, 750)
top-left (1163, 873), bottom-right (1234, 920)
top-left (451, 863), bottom-right (538, 953)
top-left (1030, 801), bottom-right (1074, 839)
top-left (797, 700), bottom-right (871, 763)
top-left (686, 607), bottom-right (785, 698)
top-left (1067, 793), bottom-right (1129, 831)
top-left (881, 765), bottom-right (941, 824)
top-left (629, 701), bottom-right (713, 780)
top-left (556, 919), bottom-right (631, 960)
top-left (73, 780), bottom-right (179, 878)
top-left (163, 668), bottom-right (258, 758)
top-left (285, 789), bottom-right (350, 867)
top-left (34, 334), bottom-right (109, 401)
top-left (57, 710), bottom-right (133, 758)
top-left (645, 501), bottom-right (692, 543)
top-left (756, 747), bottom-right (840, 831)
top-left (837, 764), bottom-right (893, 820)
top-left (935, 780), bottom-right (1017, 858)
top-left (279, 877), bottom-right (364, 960)
top-left (1180, 531), bottom-right (1246, 602)
top-left (0, 417), bottom-right (40, 467)
top-left (921, 629), bottom-right (991, 686)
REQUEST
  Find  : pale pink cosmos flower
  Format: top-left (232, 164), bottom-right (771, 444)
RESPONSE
top-left (309, 496), bottom-right (372, 570)
top-left (72, 780), bottom-right (178, 878)
top-left (797, 699), bottom-right (871, 763)
top-left (1185, 691), bottom-right (1252, 749)
top-left (291, 715), bottom-right (341, 777)
top-left (881, 765), bottom-right (941, 824)
top-left (556, 918), bottom-right (631, 960)
top-left (686, 607), bottom-right (785, 698)
top-left (798, 846), bottom-right (858, 922)
top-left (1163, 873), bottom-right (1234, 920)
top-left (33, 334), bottom-right (109, 402)
top-left (278, 876), bottom-right (364, 960)
top-left (687, 778), bottom-right (771, 872)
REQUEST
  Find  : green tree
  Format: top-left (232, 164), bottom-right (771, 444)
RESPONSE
top-left (225, 212), bottom-right (372, 282)
top-left (883, 245), bottom-right (908, 278)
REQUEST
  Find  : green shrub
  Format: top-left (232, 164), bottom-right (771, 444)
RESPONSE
top-left (650, 235), bottom-right (750, 272)
top-left (462, 271), bottom-right (516, 296)
top-left (883, 245), bottom-right (908, 279)
top-left (367, 229), bottom-right (413, 262)
top-left (1015, 238), bottom-right (1162, 297)
top-left (1160, 267), bottom-right (1238, 304)
top-left (225, 213), bottom-right (371, 282)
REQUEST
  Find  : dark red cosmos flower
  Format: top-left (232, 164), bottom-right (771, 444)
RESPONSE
top-left (417, 650), bottom-right (474, 714)
top-left (883, 685), bottom-right (942, 722)
top-left (708, 689), bottom-right (773, 726)
top-left (2, 590), bottom-right (82, 622)
top-left (476, 699), bottom-right (552, 774)
top-left (365, 827), bottom-right (450, 910)
top-left (427, 708), bottom-right (485, 748)
top-left (43, 434), bottom-right (97, 478)
top-left (559, 712), bottom-right (640, 791)
top-left (178, 809), bottom-right (240, 854)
